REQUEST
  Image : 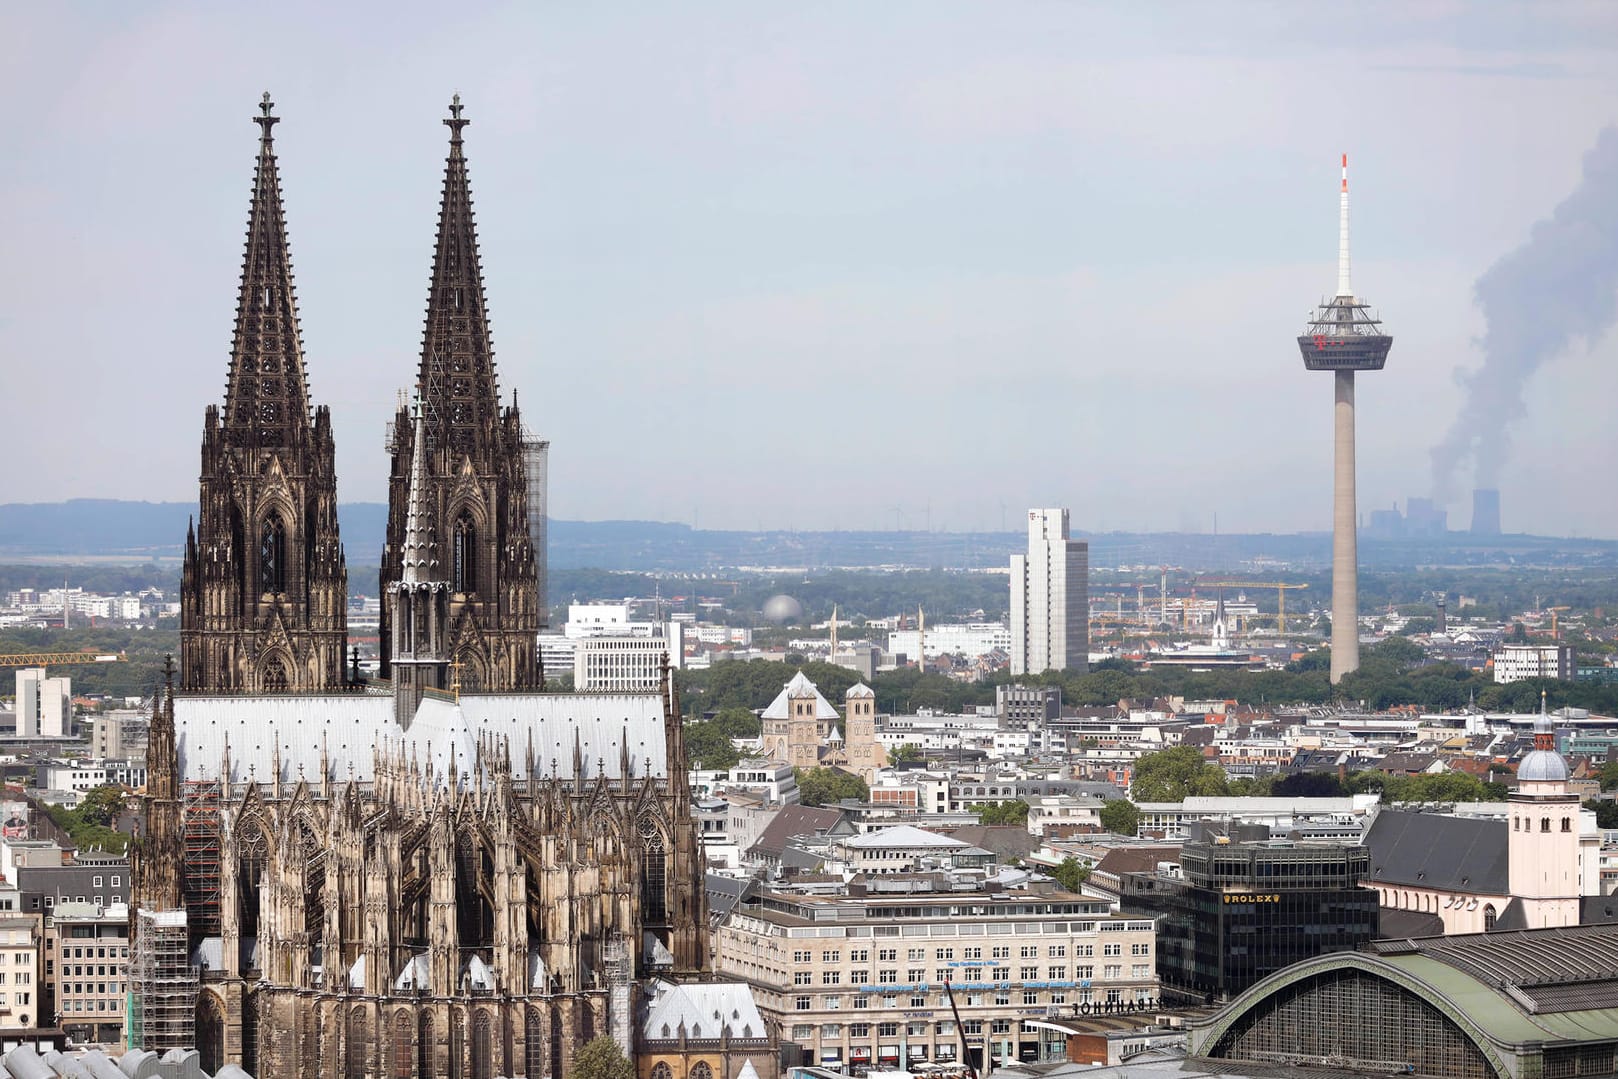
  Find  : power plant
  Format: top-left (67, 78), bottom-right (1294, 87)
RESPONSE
top-left (1297, 155), bottom-right (1393, 683)
top-left (1471, 487), bottom-right (1503, 535)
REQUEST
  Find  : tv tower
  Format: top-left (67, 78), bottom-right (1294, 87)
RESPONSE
top-left (1297, 154), bottom-right (1393, 683)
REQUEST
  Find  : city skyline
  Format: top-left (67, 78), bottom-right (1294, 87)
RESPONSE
top-left (3, 4), bottom-right (1618, 536)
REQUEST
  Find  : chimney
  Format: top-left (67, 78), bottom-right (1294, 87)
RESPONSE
top-left (1470, 489), bottom-right (1502, 536)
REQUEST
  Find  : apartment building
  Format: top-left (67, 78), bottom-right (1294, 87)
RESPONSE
top-left (715, 881), bottom-right (1158, 1070)
top-left (0, 915), bottom-right (40, 1031)
top-left (45, 901), bottom-right (129, 1045)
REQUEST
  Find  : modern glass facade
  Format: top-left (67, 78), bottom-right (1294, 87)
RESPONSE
top-left (1124, 839), bottom-right (1379, 1001)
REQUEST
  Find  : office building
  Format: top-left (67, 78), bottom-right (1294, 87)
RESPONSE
top-left (1121, 823), bottom-right (1378, 1001)
top-left (1494, 643), bottom-right (1575, 683)
top-left (1009, 509), bottom-right (1088, 676)
top-left (716, 880), bottom-right (1157, 1071)
top-left (45, 901), bottom-right (129, 1045)
top-left (14, 669), bottom-right (71, 738)
top-left (573, 626), bottom-right (684, 691)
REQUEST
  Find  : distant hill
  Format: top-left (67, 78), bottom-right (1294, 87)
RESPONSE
top-left (0, 500), bottom-right (1614, 572)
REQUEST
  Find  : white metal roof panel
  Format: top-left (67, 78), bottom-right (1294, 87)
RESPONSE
top-left (173, 690), bottom-right (669, 786)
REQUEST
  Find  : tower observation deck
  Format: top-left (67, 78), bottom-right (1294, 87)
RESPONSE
top-left (1296, 154), bottom-right (1393, 684)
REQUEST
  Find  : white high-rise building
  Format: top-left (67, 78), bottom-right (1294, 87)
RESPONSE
top-left (1009, 508), bottom-right (1088, 676)
top-left (14, 668), bottom-right (71, 738)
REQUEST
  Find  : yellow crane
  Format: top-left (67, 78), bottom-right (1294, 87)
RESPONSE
top-left (1194, 581), bottom-right (1311, 634)
top-left (1546, 606), bottom-right (1572, 640)
top-left (0, 652), bottom-right (127, 669)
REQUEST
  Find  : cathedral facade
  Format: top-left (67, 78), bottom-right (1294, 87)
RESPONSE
top-left (133, 95), bottom-right (706, 1079)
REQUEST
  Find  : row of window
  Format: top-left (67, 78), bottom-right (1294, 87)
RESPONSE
top-left (60, 998), bottom-right (115, 1013)
top-left (790, 943), bottom-right (1134, 963)
top-left (63, 981), bottom-right (122, 997)
top-left (789, 982), bottom-right (1151, 1012)
top-left (796, 964), bottom-right (1124, 985)
top-left (0, 972), bottom-right (30, 984)
top-left (791, 985), bottom-right (1153, 1016)
top-left (1514, 816), bottom-right (1574, 833)
top-left (38, 895), bottom-right (125, 911)
top-left (50, 946), bottom-right (128, 959)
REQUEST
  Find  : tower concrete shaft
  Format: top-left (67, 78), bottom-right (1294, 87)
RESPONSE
top-left (1297, 154), bottom-right (1391, 685)
top-left (1332, 371), bottom-right (1359, 681)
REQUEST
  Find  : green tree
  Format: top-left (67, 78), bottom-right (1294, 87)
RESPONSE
top-left (1099, 799), bottom-right (1140, 837)
top-left (572, 1036), bottom-right (634, 1079)
top-left (796, 768), bottom-right (869, 807)
top-left (890, 743), bottom-right (924, 764)
top-left (1131, 747), bottom-right (1229, 802)
top-left (1052, 856), bottom-right (1090, 892)
top-left (1599, 760), bottom-right (1618, 792)
top-left (78, 785), bottom-right (126, 828)
top-left (1227, 776), bottom-right (1275, 797)
top-left (712, 706), bottom-right (762, 739)
top-left (976, 800), bottom-right (1030, 826)
top-left (684, 721), bottom-right (741, 770)
top-left (1272, 772), bottom-right (1346, 798)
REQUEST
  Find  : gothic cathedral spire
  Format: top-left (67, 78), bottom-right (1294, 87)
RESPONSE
top-left (224, 93), bottom-right (312, 446)
top-left (181, 93), bottom-right (348, 694)
top-left (379, 96), bottom-right (540, 696)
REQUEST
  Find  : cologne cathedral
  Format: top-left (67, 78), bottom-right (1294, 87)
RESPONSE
top-left (131, 94), bottom-right (707, 1079)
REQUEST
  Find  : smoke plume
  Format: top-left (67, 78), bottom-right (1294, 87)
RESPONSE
top-left (1430, 126), bottom-right (1618, 502)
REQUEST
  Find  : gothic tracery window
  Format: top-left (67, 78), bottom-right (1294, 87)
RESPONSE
top-left (453, 512), bottom-right (476, 594)
top-left (471, 1012), bottom-right (493, 1079)
top-left (690, 1062), bottom-right (715, 1079)
top-left (238, 822), bottom-right (269, 946)
top-left (420, 1013), bottom-right (436, 1079)
top-left (261, 658), bottom-right (288, 693)
top-left (640, 817), bottom-right (668, 926)
top-left (393, 1012), bottom-right (414, 1079)
top-left (260, 514), bottom-right (287, 594)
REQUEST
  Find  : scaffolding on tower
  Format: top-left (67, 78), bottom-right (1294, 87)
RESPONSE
top-left (521, 428), bottom-right (550, 630)
top-left (128, 907), bottom-right (198, 1054)
top-left (182, 780), bottom-right (222, 938)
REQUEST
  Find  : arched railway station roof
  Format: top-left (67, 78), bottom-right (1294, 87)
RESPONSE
top-left (1189, 924), bottom-right (1618, 1079)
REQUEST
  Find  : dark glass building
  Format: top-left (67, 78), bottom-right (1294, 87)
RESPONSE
top-left (1121, 823), bottom-right (1379, 1002)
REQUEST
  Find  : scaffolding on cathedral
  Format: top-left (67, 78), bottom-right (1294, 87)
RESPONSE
top-left (182, 780), bottom-right (222, 937)
top-left (522, 430), bottom-right (550, 631)
top-left (128, 908), bottom-right (198, 1053)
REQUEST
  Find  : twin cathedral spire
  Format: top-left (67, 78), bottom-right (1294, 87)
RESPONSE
top-left (181, 93), bottom-right (540, 698)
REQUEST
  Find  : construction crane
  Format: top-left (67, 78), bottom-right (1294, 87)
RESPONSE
top-left (1194, 581), bottom-right (1310, 634)
top-left (0, 652), bottom-right (127, 669)
top-left (1546, 606), bottom-right (1572, 640)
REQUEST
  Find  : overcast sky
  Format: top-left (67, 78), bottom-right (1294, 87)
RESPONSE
top-left (3, 2), bottom-right (1616, 536)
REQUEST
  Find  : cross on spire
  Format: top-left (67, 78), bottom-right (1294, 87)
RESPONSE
top-left (444, 93), bottom-right (468, 146)
top-left (256, 91), bottom-right (278, 143)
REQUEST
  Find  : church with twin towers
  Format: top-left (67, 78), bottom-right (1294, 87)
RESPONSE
top-left (131, 94), bottom-right (707, 1078)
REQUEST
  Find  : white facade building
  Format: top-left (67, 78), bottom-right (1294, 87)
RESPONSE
top-left (888, 623), bottom-right (1011, 662)
top-left (572, 627), bottom-right (684, 692)
top-left (0, 915), bottom-right (39, 1030)
top-left (14, 669), bottom-right (71, 738)
top-left (1009, 509), bottom-right (1088, 676)
top-left (1494, 643), bottom-right (1575, 683)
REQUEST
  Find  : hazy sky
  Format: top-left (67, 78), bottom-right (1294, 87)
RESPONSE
top-left (4, 2), bottom-right (1617, 536)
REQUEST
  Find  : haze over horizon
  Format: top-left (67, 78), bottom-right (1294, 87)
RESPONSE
top-left (4, 4), bottom-right (1617, 537)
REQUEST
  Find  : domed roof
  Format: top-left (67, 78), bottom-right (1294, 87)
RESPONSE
top-left (1518, 690), bottom-right (1569, 782)
top-left (1517, 749), bottom-right (1570, 783)
top-left (762, 594), bottom-right (804, 624)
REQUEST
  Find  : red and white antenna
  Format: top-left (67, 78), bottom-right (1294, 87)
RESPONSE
top-left (1337, 152), bottom-right (1353, 298)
